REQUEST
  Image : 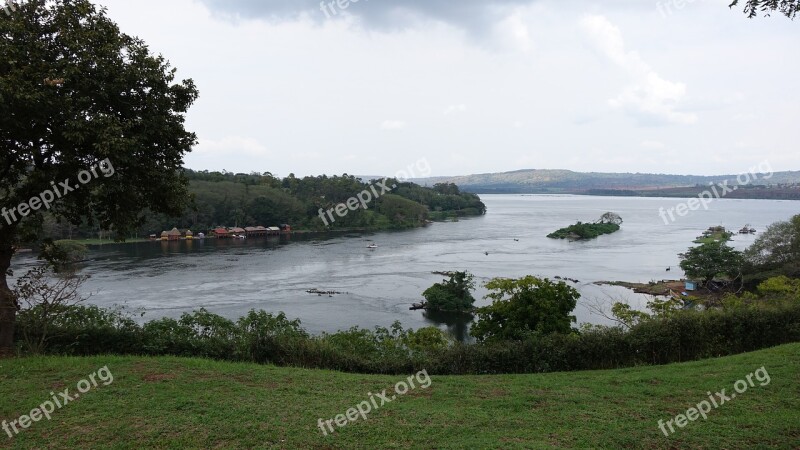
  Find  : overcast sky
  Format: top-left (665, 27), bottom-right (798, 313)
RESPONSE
top-left (95, 0), bottom-right (799, 177)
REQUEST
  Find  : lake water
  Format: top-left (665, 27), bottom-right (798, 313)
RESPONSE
top-left (10, 195), bottom-right (799, 340)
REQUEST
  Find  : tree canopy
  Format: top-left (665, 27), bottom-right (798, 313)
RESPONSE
top-left (743, 214), bottom-right (800, 282)
top-left (471, 276), bottom-right (579, 342)
top-left (422, 271), bottom-right (476, 312)
top-left (0, 0), bottom-right (198, 356)
top-left (680, 241), bottom-right (744, 286)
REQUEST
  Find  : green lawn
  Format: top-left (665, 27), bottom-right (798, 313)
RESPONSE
top-left (1, 344), bottom-right (799, 449)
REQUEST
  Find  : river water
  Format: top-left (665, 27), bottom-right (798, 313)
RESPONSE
top-left (10, 195), bottom-right (799, 341)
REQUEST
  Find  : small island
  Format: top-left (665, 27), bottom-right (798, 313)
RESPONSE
top-left (693, 226), bottom-right (733, 244)
top-left (547, 212), bottom-right (623, 240)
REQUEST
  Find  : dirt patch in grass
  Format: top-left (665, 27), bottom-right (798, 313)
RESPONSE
top-left (142, 373), bottom-right (177, 382)
top-left (477, 388), bottom-right (509, 399)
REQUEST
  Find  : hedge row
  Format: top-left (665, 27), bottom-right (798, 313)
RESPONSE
top-left (14, 303), bottom-right (800, 375)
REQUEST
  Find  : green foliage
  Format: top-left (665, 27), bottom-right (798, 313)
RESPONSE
top-left (12, 299), bottom-right (800, 375)
top-left (402, 326), bottom-right (452, 353)
top-left (0, 0), bottom-right (198, 239)
top-left (608, 295), bottom-right (685, 330)
top-left (680, 241), bottom-right (744, 285)
top-left (743, 214), bottom-right (800, 283)
top-left (36, 239), bottom-right (88, 273)
top-left (422, 271), bottom-right (476, 312)
top-left (610, 302), bottom-right (650, 329)
top-left (757, 275), bottom-right (800, 298)
top-left (38, 173), bottom-right (487, 238)
top-left (645, 296), bottom-right (685, 318)
top-left (1, 0), bottom-right (198, 355)
top-left (471, 276), bottom-right (579, 342)
top-left (547, 221), bottom-right (621, 240)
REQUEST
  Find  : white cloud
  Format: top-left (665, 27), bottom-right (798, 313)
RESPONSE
top-left (641, 140), bottom-right (666, 149)
top-left (96, 0), bottom-right (800, 177)
top-left (443, 104), bottom-right (467, 115)
top-left (581, 15), bottom-right (698, 125)
top-left (380, 120), bottom-right (407, 130)
top-left (494, 9), bottom-right (533, 53)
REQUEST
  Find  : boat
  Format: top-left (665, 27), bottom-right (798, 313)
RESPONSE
top-left (738, 225), bottom-right (756, 234)
top-left (367, 244), bottom-right (378, 249)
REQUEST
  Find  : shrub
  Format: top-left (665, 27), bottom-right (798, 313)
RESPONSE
top-left (13, 302), bottom-right (800, 375)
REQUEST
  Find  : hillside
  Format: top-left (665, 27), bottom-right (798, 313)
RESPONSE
top-left (413, 169), bottom-right (800, 198)
top-left (1, 344), bottom-right (797, 448)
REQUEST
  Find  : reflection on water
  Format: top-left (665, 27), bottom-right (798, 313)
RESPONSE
top-left (423, 310), bottom-right (475, 343)
top-left (10, 195), bottom-right (799, 343)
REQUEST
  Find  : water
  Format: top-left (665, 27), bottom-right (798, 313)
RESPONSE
top-left (10, 195), bottom-right (799, 340)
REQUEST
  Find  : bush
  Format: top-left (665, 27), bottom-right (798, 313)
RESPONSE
top-left (14, 302), bottom-right (800, 375)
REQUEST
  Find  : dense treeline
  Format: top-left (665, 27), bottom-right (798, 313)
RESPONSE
top-left (40, 170), bottom-right (486, 240)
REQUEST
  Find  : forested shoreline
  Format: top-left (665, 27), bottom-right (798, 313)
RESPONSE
top-left (36, 170), bottom-right (487, 241)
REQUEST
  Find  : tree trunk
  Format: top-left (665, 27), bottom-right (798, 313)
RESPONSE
top-left (0, 243), bottom-right (16, 358)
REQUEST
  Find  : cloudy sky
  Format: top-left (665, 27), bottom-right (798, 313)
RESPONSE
top-left (95, 0), bottom-right (798, 177)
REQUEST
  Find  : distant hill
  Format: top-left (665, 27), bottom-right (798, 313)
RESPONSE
top-left (411, 169), bottom-right (800, 199)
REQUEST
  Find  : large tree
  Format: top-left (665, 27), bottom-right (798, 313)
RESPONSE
top-left (730, 0), bottom-right (800, 18)
top-left (422, 271), bottom-right (476, 312)
top-left (471, 276), bottom-right (579, 342)
top-left (744, 215), bottom-right (800, 280)
top-left (0, 0), bottom-right (198, 356)
top-left (680, 241), bottom-right (744, 286)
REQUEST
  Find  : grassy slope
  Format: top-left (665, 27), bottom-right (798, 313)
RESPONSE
top-left (1, 344), bottom-right (799, 449)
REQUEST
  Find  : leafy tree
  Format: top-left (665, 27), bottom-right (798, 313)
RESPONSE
top-left (729, 0), bottom-right (800, 18)
top-left (433, 183), bottom-right (460, 195)
top-left (756, 275), bottom-right (800, 298)
top-left (401, 326), bottom-right (451, 353)
top-left (0, 0), bottom-right (198, 356)
top-left (471, 276), bottom-right (579, 342)
top-left (679, 241), bottom-right (744, 286)
top-left (744, 215), bottom-right (800, 280)
top-left (609, 303), bottom-right (650, 330)
top-left (422, 271), bottom-right (476, 312)
top-left (39, 240), bottom-right (88, 273)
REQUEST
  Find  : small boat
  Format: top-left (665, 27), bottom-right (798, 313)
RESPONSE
top-left (738, 225), bottom-right (756, 234)
top-left (367, 244), bottom-right (378, 249)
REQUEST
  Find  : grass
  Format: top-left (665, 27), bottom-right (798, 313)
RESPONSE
top-left (1, 344), bottom-right (799, 449)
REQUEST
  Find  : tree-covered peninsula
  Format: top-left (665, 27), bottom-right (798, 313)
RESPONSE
top-left (39, 171), bottom-right (487, 240)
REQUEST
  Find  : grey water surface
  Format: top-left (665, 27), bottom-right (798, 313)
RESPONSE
top-left (11, 194), bottom-right (799, 341)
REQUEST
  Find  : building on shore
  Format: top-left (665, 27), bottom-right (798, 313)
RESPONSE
top-left (212, 227), bottom-right (229, 239)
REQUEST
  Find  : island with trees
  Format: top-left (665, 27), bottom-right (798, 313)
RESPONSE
top-left (547, 212), bottom-right (623, 240)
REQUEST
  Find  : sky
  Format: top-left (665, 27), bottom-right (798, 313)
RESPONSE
top-left (94, 0), bottom-right (799, 178)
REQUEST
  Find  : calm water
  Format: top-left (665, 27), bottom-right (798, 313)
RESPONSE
top-left (11, 195), bottom-right (799, 340)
